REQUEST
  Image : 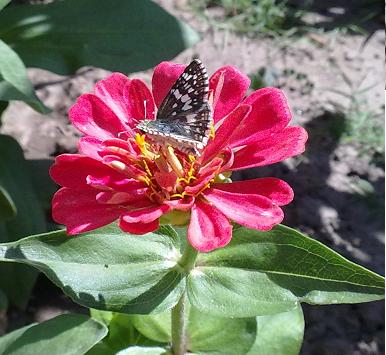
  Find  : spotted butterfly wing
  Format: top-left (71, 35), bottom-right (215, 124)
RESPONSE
top-left (137, 59), bottom-right (212, 155)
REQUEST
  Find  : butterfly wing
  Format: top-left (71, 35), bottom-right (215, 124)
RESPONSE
top-left (157, 59), bottom-right (210, 119)
top-left (137, 59), bottom-right (212, 155)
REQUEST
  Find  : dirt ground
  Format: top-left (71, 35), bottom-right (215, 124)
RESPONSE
top-left (1, 0), bottom-right (384, 354)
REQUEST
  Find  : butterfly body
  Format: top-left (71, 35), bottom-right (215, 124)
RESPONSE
top-left (136, 59), bottom-right (212, 156)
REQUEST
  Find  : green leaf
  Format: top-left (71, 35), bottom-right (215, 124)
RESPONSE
top-left (0, 185), bottom-right (16, 222)
top-left (188, 308), bottom-right (256, 354)
top-left (88, 312), bottom-right (162, 355)
top-left (0, 288), bottom-right (7, 310)
top-left (0, 40), bottom-right (49, 113)
top-left (26, 159), bottom-right (56, 211)
top-left (0, 0), bottom-right (10, 12)
top-left (116, 347), bottom-right (168, 355)
top-left (90, 309), bottom-right (114, 327)
top-left (0, 314), bottom-right (107, 355)
top-left (0, 224), bottom-right (185, 314)
top-left (0, 323), bottom-right (35, 354)
top-left (188, 225), bottom-right (384, 317)
top-left (0, 0), bottom-right (200, 75)
top-left (0, 135), bottom-right (46, 308)
top-left (0, 100), bottom-right (8, 122)
top-left (247, 303), bottom-right (304, 355)
top-left (131, 306), bottom-right (257, 354)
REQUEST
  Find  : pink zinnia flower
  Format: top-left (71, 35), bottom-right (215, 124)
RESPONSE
top-left (50, 61), bottom-right (307, 252)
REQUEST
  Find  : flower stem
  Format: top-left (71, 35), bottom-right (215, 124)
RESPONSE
top-left (171, 243), bottom-right (198, 355)
top-left (171, 292), bottom-right (188, 355)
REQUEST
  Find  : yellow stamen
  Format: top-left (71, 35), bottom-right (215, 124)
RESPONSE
top-left (209, 124), bottom-right (215, 139)
top-left (142, 160), bottom-right (153, 177)
top-left (171, 192), bottom-right (186, 199)
top-left (163, 146), bottom-right (184, 178)
top-left (135, 133), bottom-right (157, 160)
top-left (188, 154), bottom-right (196, 163)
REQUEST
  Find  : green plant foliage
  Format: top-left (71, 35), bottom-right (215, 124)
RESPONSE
top-left (0, 185), bottom-right (16, 223)
top-left (0, 40), bottom-right (49, 113)
top-left (247, 303), bottom-right (304, 355)
top-left (26, 159), bottom-right (57, 211)
top-left (187, 225), bottom-right (385, 317)
top-left (0, 0), bottom-right (10, 12)
top-left (0, 135), bottom-right (46, 308)
top-left (131, 306), bottom-right (257, 354)
top-left (0, 224), bottom-right (383, 320)
top-left (0, 0), bottom-right (199, 76)
top-left (0, 224), bottom-right (185, 314)
top-left (88, 311), bottom-right (163, 355)
top-left (116, 347), bottom-right (168, 355)
top-left (190, 0), bottom-right (302, 35)
top-left (0, 314), bottom-right (107, 355)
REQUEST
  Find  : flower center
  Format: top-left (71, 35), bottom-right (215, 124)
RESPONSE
top-left (103, 134), bottom-right (222, 204)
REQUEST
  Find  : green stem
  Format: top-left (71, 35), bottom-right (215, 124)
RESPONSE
top-left (171, 292), bottom-right (188, 355)
top-left (171, 243), bottom-right (199, 355)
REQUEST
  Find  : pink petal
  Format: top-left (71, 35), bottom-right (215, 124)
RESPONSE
top-left (99, 138), bottom-right (141, 159)
top-left (121, 204), bottom-right (170, 224)
top-left (69, 94), bottom-right (130, 139)
top-left (119, 218), bottom-right (159, 235)
top-left (154, 171), bottom-right (178, 192)
top-left (200, 105), bottom-right (251, 163)
top-left (231, 126), bottom-right (308, 171)
top-left (50, 154), bottom-right (124, 189)
top-left (212, 178), bottom-right (294, 206)
top-left (203, 188), bottom-right (283, 231)
top-left (152, 61), bottom-right (186, 107)
top-left (128, 79), bottom-right (155, 120)
top-left (86, 175), bottom-right (147, 194)
top-left (185, 157), bottom-right (223, 195)
top-left (78, 136), bottom-right (103, 160)
top-left (188, 199), bottom-right (232, 252)
top-left (229, 88), bottom-right (292, 147)
top-left (163, 196), bottom-right (195, 211)
top-left (94, 72), bottom-right (133, 126)
top-left (95, 191), bottom-right (146, 205)
top-left (52, 188), bottom-right (122, 234)
top-left (209, 66), bottom-right (250, 123)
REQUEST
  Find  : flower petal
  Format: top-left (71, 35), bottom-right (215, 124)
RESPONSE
top-left (229, 88), bottom-right (292, 147)
top-left (231, 126), bottom-right (308, 171)
top-left (188, 199), bottom-right (232, 252)
top-left (128, 79), bottom-right (155, 120)
top-left (94, 72), bottom-right (133, 125)
top-left (209, 66), bottom-right (250, 123)
top-left (86, 175), bottom-right (147, 194)
top-left (163, 196), bottom-right (195, 211)
top-left (200, 104), bottom-right (251, 163)
top-left (212, 178), bottom-right (294, 206)
top-left (69, 94), bottom-right (130, 139)
top-left (152, 61), bottom-right (186, 107)
top-left (50, 154), bottom-right (124, 188)
top-left (52, 188), bottom-right (122, 234)
top-left (203, 188), bottom-right (283, 231)
top-left (121, 204), bottom-right (170, 224)
top-left (119, 218), bottom-right (159, 235)
top-left (78, 136), bottom-right (103, 160)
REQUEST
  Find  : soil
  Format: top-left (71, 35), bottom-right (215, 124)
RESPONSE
top-left (0, 0), bottom-right (384, 354)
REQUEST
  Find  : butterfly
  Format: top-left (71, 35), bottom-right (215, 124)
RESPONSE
top-left (136, 59), bottom-right (212, 156)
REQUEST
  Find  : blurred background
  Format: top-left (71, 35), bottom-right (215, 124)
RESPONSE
top-left (0, 0), bottom-right (384, 354)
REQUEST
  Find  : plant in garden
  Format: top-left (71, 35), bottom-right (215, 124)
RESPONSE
top-left (50, 59), bottom-right (307, 252)
top-left (0, 60), bottom-right (384, 355)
